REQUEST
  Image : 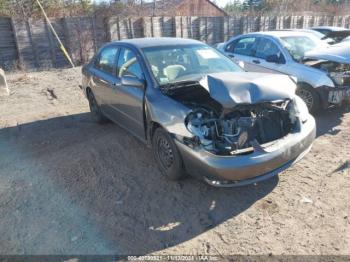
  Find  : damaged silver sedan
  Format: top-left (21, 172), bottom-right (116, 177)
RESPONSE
top-left (219, 31), bottom-right (350, 113)
top-left (81, 38), bottom-right (316, 187)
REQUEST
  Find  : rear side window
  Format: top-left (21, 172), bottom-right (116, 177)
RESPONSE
top-left (95, 47), bottom-right (118, 75)
top-left (233, 37), bottom-right (257, 56)
top-left (255, 38), bottom-right (281, 59)
top-left (117, 48), bottom-right (143, 79)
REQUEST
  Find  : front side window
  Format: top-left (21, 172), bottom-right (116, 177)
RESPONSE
top-left (117, 48), bottom-right (143, 79)
top-left (255, 38), bottom-right (282, 60)
top-left (95, 47), bottom-right (118, 74)
top-left (143, 44), bottom-right (243, 85)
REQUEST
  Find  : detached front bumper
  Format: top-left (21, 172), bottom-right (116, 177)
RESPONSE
top-left (175, 115), bottom-right (316, 187)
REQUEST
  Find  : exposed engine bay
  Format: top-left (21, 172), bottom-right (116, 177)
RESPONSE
top-left (304, 59), bottom-right (350, 86)
top-left (162, 82), bottom-right (295, 155)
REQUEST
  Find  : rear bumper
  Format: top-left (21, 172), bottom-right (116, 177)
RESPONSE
top-left (175, 114), bottom-right (316, 186)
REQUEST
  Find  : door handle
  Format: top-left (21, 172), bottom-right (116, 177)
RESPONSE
top-left (228, 53), bottom-right (235, 58)
top-left (99, 78), bottom-right (109, 85)
top-left (111, 82), bottom-right (122, 91)
top-left (252, 59), bottom-right (260, 64)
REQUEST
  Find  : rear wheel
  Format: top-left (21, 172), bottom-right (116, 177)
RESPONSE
top-left (87, 90), bottom-right (108, 124)
top-left (296, 84), bottom-right (321, 114)
top-left (152, 127), bottom-right (186, 181)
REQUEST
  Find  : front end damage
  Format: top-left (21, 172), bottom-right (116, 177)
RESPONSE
top-left (303, 48), bottom-right (350, 107)
top-left (157, 72), bottom-right (316, 186)
top-left (184, 102), bottom-right (294, 156)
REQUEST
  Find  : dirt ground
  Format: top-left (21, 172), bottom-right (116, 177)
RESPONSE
top-left (0, 67), bottom-right (349, 256)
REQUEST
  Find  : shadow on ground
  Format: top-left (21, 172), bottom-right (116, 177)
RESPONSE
top-left (315, 105), bottom-right (350, 137)
top-left (0, 113), bottom-right (278, 254)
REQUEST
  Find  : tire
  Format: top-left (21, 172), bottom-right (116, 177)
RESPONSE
top-left (87, 90), bottom-right (108, 124)
top-left (152, 127), bottom-right (187, 181)
top-left (296, 84), bottom-right (321, 114)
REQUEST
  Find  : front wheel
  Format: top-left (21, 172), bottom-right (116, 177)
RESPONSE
top-left (296, 85), bottom-right (321, 114)
top-left (152, 127), bottom-right (187, 181)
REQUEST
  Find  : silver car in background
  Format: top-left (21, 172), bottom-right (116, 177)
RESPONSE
top-left (219, 31), bottom-right (350, 113)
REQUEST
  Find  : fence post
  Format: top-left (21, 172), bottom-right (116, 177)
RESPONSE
top-left (44, 19), bottom-right (57, 68)
top-left (91, 16), bottom-right (97, 52)
top-left (223, 16), bottom-right (228, 41)
top-left (26, 20), bottom-right (40, 68)
top-left (62, 17), bottom-right (79, 65)
top-left (10, 18), bottom-right (23, 69)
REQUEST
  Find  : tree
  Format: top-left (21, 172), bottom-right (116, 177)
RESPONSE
top-left (242, 0), bottom-right (263, 11)
top-left (224, 0), bottom-right (244, 14)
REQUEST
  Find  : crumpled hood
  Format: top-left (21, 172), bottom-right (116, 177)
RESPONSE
top-left (304, 45), bottom-right (350, 64)
top-left (199, 72), bottom-right (296, 108)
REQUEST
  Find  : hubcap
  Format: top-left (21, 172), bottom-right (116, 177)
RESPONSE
top-left (157, 136), bottom-right (174, 169)
top-left (297, 89), bottom-right (314, 110)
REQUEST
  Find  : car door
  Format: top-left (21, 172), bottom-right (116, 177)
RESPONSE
top-left (251, 37), bottom-right (288, 74)
top-left (90, 46), bottom-right (119, 116)
top-left (108, 47), bottom-right (146, 140)
top-left (224, 36), bottom-right (261, 71)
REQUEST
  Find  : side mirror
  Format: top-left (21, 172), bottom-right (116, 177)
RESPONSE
top-left (266, 54), bottom-right (284, 64)
top-left (121, 76), bottom-right (145, 88)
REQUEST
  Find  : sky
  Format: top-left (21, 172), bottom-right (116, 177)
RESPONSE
top-left (213, 0), bottom-right (233, 7)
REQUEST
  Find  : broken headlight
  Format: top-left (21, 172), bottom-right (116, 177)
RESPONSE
top-left (185, 108), bottom-right (215, 148)
top-left (292, 96), bottom-right (309, 123)
top-left (330, 72), bottom-right (345, 86)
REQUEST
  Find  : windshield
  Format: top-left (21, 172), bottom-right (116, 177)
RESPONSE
top-left (307, 30), bottom-right (326, 39)
top-left (281, 35), bottom-right (328, 61)
top-left (342, 36), bottom-right (350, 43)
top-left (142, 44), bottom-right (243, 85)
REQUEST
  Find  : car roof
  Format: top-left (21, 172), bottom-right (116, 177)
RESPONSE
top-left (311, 26), bottom-right (348, 31)
top-left (240, 30), bottom-right (315, 38)
top-left (109, 37), bottom-right (204, 48)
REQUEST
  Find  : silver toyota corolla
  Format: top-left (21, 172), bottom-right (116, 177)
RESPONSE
top-left (219, 31), bottom-right (350, 113)
top-left (81, 38), bottom-right (315, 187)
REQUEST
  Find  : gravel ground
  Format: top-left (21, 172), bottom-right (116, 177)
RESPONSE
top-left (0, 68), bottom-right (349, 256)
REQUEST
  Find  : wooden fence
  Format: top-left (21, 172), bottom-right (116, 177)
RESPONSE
top-left (0, 17), bottom-right (18, 70)
top-left (0, 15), bottom-right (350, 71)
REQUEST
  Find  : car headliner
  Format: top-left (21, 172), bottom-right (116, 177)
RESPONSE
top-left (110, 37), bottom-right (205, 49)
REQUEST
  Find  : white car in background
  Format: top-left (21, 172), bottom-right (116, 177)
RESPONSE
top-left (218, 31), bottom-right (350, 113)
top-left (311, 26), bottom-right (348, 35)
top-left (311, 26), bottom-right (350, 44)
top-left (286, 29), bottom-right (336, 44)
